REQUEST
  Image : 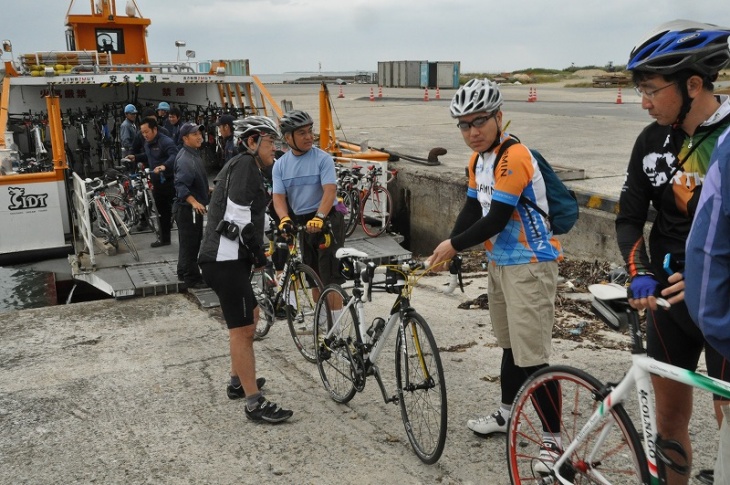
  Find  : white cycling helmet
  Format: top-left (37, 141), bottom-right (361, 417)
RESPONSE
top-left (450, 79), bottom-right (503, 118)
top-left (233, 116), bottom-right (282, 141)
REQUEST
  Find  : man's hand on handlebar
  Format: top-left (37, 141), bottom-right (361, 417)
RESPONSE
top-left (426, 239), bottom-right (457, 272)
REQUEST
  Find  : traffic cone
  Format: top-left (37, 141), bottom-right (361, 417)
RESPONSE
top-left (337, 86), bottom-right (344, 98)
top-left (424, 87), bottom-right (429, 102)
top-left (527, 87), bottom-right (534, 102)
top-left (532, 87), bottom-right (538, 102)
top-left (615, 87), bottom-right (623, 104)
top-left (378, 85), bottom-right (383, 98)
top-left (436, 86), bottom-right (441, 100)
top-left (369, 87), bottom-right (375, 102)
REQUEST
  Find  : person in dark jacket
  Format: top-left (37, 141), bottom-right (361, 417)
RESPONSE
top-left (128, 118), bottom-right (179, 247)
top-left (216, 114), bottom-right (237, 168)
top-left (198, 116), bottom-right (293, 424)
top-left (173, 123), bottom-right (210, 289)
top-left (167, 106), bottom-right (183, 148)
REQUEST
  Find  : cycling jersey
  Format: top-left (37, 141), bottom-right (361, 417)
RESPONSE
top-left (616, 95), bottom-right (730, 281)
top-left (466, 135), bottom-right (562, 265)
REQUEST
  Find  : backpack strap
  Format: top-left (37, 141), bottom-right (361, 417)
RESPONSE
top-left (469, 136), bottom-right (519, 175)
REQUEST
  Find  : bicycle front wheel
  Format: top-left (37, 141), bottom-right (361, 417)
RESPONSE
top-left (250, 269), bottom-right (275, 339)
top-left (507, 365), bottom-right (649, 484)
top-left (395, 312), bottom-right (447, 464)
top-left (360, 185), bottom-right (392, 237)
top-left (284, 263), bottom-right (323, 363)
top-left (110, 203), bottom-right (139, 261)
top-left (342, 189), bottom-right (360, 238)
top-left (314, 284), bottom-right (358, 403)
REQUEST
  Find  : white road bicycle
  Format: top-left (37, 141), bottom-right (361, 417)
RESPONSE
top-left (506, 283), bottom-right (730, 484)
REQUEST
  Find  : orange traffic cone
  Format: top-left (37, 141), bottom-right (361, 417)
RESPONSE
top-left (378, 85), bottom-right (383, 98)
top-left (615, 87), bottom-right (623, 104)
top-left (435, 86), bottom-right (441, 100)
top-left (532, 87), bottom-right (538, 102)
top-left (337, 86), bottom-right (344, 99)
top-left (424, 87), bottom-right (429, 102)
top-left (369, 87), bottom-right (375, 102)
top-left (527, 87), bottom-right (534, 102)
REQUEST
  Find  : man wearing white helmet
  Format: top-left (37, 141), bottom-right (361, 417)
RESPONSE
top-left (617, 20), bottom-right (730, 485)
top-left (428, 79), bottom-right (562, 468)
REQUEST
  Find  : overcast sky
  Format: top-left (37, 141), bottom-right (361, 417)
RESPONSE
top-left (3, 1), bottom-right (730, 74)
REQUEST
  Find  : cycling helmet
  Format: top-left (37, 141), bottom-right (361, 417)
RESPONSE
top-left (234, 116), bottom-right (282, 142)
top-left (628, 20), bottom-right (730, 76)
top-left (450, 79), bottom-right (503, 118)
top-left (157, 101), bottom-right (170, 111)
top-left (279, 110), bottom-right (314, 134)
top-left (124, 104), bottom-right (137, 114)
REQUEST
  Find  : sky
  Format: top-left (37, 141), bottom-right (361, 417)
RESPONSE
top-left (2, 0), bottom-right (730, 75)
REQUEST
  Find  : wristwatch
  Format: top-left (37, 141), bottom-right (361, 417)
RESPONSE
top-left (316, 212), bottom-right (327, 219)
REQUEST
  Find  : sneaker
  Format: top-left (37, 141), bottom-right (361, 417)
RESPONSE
top-left (467, 410), bottom-right (508, 437)
top-left (226, 377), bottom-right (266, 400)
top-left (534, 441), bottom-right (561, 475)
top-left (245, 396), bottom-right (293, 423)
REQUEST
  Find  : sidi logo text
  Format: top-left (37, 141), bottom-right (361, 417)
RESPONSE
top-left (7, 187), bottom-right (49, 211)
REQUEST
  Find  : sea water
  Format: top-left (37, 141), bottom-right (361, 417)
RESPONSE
top-left (0, 266), bottom-right (57, 313)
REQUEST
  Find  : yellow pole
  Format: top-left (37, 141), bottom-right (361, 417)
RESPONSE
top-left (46, 94), bottom-right (68, 170)
top-left (0, 76), bottom-right (10, 148)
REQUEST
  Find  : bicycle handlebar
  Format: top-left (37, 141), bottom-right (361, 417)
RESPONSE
top-left (85, 177), bottom-right (118, 196)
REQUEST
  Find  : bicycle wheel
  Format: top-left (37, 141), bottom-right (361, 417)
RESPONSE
top-left (284, 263), bottom-right (323, 363)
top-left (342, 189), bottom-right (360, 238)
top-left (144, 189), bottom-right (162, 239)
top-left (360, 185), bottom-right (392, 237)
top-left (107, 194), bottom-right (137, 227)
top-left (395, 312), bottom-right (447, 464)
top-left (250, 268), bottom-right (275, 339)
top-left (109, 202), bottom-right (140, 261)
top-left (507, 365), bottom-right (649, 484)
top-left (93, 198), bottom-right (118, 248)
top-left (314, 284), bottom-right (358, 403)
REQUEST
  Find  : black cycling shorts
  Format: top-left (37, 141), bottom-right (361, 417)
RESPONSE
top-left (647, 302), bottom-right (729, 400)
top-left (297, 211), bottom-right (346, 286)
top-left (200, 260), bottom-right (257, 329)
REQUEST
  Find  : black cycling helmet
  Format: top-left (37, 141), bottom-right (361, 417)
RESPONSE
top-left (279, 110), bottom-right (314, 135)
top-left (628, 20), bottom-right (730, 77)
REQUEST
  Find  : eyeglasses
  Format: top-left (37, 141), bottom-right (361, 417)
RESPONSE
top-left (456, 114), bottom-right (495, 132)
top-left (634, 82), bottom-right (677, 100)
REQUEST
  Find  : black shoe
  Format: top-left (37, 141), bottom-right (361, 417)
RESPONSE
top-left (150, 240), bottom-right (171, 248)
top-left (245, 395), bottom-right (293, 423)
top-left (227, 377), bottom-right (266, 400)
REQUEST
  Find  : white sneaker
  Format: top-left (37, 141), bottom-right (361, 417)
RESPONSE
top-left (466, 410), bottom-right (508, 436)
top-left (534, 441), bottom-right (561, 475)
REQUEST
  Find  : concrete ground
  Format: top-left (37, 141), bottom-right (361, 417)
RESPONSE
top-left (2, 81), bottom-right (727, 484)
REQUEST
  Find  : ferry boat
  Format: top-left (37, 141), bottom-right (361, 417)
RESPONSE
top-left (0, 0), bottom-right (284, 266)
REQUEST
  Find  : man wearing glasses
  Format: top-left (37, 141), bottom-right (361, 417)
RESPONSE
top-left (427, 79), bottom-right (562, 470)
top-left (616, 20), bottom-right (730, 485)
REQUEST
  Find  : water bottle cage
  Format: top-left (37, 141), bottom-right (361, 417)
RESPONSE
top-left (655, 435), bottom-right (690, 478)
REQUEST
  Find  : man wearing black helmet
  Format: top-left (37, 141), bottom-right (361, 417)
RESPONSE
top-left (617, 20), bottom-right (730, 484)
top-left (272, 110), bottom-right (345, 292)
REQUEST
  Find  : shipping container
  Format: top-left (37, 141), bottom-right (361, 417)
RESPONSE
top-left (378, 60), bottom-right (459, 88)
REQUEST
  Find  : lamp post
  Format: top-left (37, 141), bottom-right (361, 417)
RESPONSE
top-left (175, 40), bottom-right (186, 63)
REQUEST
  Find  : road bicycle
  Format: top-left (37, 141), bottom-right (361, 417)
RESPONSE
top-left (506, 283), bottom-right (730, 484)
top-left (313, 248), bottom-right (453, 464)
top-left (249, 223), bottom-right (324, 362)
top-left (359, 164), bottom-right (397, 237)
top-left (85, 177), bottom-right (139, 262)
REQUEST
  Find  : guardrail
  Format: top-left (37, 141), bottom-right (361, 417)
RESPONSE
top-left (71, 172), bottom-right (96, 268)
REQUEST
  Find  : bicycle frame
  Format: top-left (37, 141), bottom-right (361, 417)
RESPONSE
top-left (550, 308), bottom-right (730, 485)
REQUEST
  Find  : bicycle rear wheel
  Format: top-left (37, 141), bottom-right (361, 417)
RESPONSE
top-left (314, 284), bottom-right (358, 403)
top-left (250, 268), bottom-right (275, 339)
top-left (284, 263), bottom-right (323, 363)
top-left (507, 365), bottom-right (648, 484)
top-left (360, 185), bottom-right (392, 237)
top-left (395, 312), bottom-right (447, 464)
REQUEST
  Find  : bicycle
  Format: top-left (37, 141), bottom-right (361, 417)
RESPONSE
top-left (85, 177), bottom-right (140, 262)
top-left (249, 223), bottom-right (324, 362)
top-left (359, 164), bottom-right (397, 237)
top-left (335, 164), bottom-right (363, 238)
top-left (506, 283), bottom-right (730, 484)
top-left (313, 248), bottom-right (454, 464)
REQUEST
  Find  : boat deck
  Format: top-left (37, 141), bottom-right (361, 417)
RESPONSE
top-left (66, 225), bottom-right (411, 304)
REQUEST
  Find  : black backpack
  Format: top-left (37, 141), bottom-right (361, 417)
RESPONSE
top-left (469, 137), bottom-right (579, 235)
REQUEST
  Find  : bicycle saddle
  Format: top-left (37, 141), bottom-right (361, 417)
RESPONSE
top-left (335, 247), bottom-right (369, 260)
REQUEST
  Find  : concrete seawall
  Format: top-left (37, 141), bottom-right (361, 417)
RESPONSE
top-left (391, 165), bottom-right (626, 263)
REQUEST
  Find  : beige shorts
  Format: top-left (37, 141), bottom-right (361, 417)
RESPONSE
top-left (488, 260), bottom-right (558, 367)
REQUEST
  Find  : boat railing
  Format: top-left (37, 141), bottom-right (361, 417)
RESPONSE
top-left (71, 171), bottom-right (96, 269)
